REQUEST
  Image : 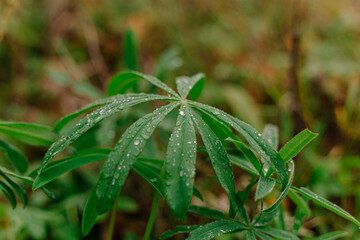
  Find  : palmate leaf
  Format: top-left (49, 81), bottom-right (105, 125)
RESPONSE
top-left (38, 94), bottom-right (177, 173)
top-left (189, 101), bottom-right (289, 190)
top-left (187, 220), bottom-right (246, 240)
top-left (0, 121), bottom-right (55, 146)
top-left (160, 225), bottom-right (199, 240)
top-left (190, 109), bottom-right (236, 218)
top-left (0, 140), bottom-right (28, 173)
top-left (96, 102), bottom-right (180, 214)
top-left (165, 105), bottom-right (197, 217)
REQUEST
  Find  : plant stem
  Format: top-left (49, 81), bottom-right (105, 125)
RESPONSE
top-left (143, 191), bottom-right (160, 240)
top-left (143, 164), bottom-right (165, 240)
top-left (107, 194), bottom-right (120, 240)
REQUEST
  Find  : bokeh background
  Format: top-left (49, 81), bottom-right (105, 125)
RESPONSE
top-left (0, 0), bottom-right (360, 239)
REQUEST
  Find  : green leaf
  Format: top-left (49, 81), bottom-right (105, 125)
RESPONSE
top-left (154, 47), bottom-right (182, 80)
top-left (262, 124), bottom-right (279, 150)
top-left (82, 188), bottom-right (98, 236)
top-left (160, 225), bottom-right (199, 240)
top-left (291, 186), bottom-right (360, 227)
top-left (312, 231), bottom-right (348, 240)
top-left (0, 172), bottom-right (27, 207)
top-left (246, 230), bottom-right (256, 240)
top-left (0, 172), bottom-right (28, 207)
top-left (254, 160), bottom-right (295, 225)
top-left (187, 220), bottom-right (246, 240)
top-left (279, 129), bottom-right (318, 162)
top-left (96, 102), bottom-right (179, 214)
top-left (0, 121), bottom-right (55, 146)
top-left (189, 102), bottom-right (289, 190)
top-left (107, 72), bottom-right (180, 97)
top-left (132, 161), bottom-right (165, 197)
top-left (0, 167), bottom-right (33, 184)
top-left (226, 138), bottom-right (261, 174)
top-left (190, 109), bottom-right (236, 218)
top-left (33, 152), bottom-right (108, 189)
top-left (188, 205), bottom-right (226, 220)
top-left (287, 189), bottom-right (311, 217)
top-left (176, 73), bottom-right (205, 100)
top-left (228, 152), bottom-right (259, 175)
top-left (292, 205), bottom-right (306, 234)
top-left (0, 180), bottom-right (17, 208)
top-left (165, 105), bottom-right (197, 217)
top-left (254, 230), bottom-right (273, 240)
top-left (40, 94), bottom-right (176, 172)
top-left (193, 187), bottom-right (203, 201)
top-left (123, 29), bottom-right (139, 71)
top-left (54, 94), bottom-right (134, 132)
top-left (256, 226), bottom-right (299, 240)
top-left (0, 140), bottom-right (28, 173)
top-left (255, 176), bottom-right (276, 201)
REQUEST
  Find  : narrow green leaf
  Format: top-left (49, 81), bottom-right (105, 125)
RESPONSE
top-left (133, 161), bottom-right (165, 197)
top-left (246, 230), bottom-right (256, 240)
top-left (188, 205), bottom-right (226, 220)
top-left (255, 176), bottom-right (276, 201)
top-left (82, 188), bottom-right (98, 236)
top-left (190, 109), bottom-right (236, 218)
top-left (292, 205), bottom-right (306, 234)
top-left (288, 189), bottom-right (311, 217)
top-left (229, 152), bottom-right (259, 175)
top-left (176, 73), bottom-right (205, 99)
top-left (0, 140), bottom-right (28, 173)
top-left (123, 29), bottom-right (138, 71)
top-left (189, 102), bottom-right (289, 190)
top-left (226, 138), bottom-right (261, 174)
top-left (160, 225), bottom-right (199, 240)
top-left (96, 102), bottom-right (179, 214)
top-left (262, 124), bottom-right (279, 150)
top-left (193, 187), bottom-right (203, 201)
top-left (187, 220), bottom-right (246, 240)
top-left (154, 47), bottom-right (182, 80)
top-left (254, 160), bottom-right (295, 225)
top-left (254, 230), bottom-right (273, 240)
top-left (0, 180), bottom-right (17, 208)
top-left (33, 153), bottom-right (108, 189)
top-left (165, 105), bottom-right (197, 217)
top-left (257, 226), bottom-right (299, 240)
top-left (279, 129), bottom-right (318, 162)
top-left (312, 231), bottom-right (348, 240)
top-left (107, 72), bottom-right (180, 97)
top-left (0, 167), bottom-right (33, 184)
top-left (41, 94), bottom-right (176, 172)
top-left (54, 94), bottom-right (139, 132)
top-left (0, 172), bottom-right (27, 207)
top-left (291, 186), bottom-right (360, 227)
top-left (0, 121), bottom-right (55, 146)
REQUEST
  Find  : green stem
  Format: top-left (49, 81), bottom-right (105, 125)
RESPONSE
top-left (143, 164), bottom-right (165, 240)
top-left (107, 194), bottom-right (120, 240)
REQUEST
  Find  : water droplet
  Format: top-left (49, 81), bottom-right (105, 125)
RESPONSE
top-left (258, 133), bottom-right (262, 137)
top-left (134, 140), bottom-right (140, 145)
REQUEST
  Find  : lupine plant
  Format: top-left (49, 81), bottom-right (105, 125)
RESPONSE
top-left (0, 72), bottom-right (359, 239)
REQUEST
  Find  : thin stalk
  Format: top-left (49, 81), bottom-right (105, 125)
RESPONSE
top-left (107, 194), bottom-right (120, 240)
top-left (143, 165), bottom-right (165, 240)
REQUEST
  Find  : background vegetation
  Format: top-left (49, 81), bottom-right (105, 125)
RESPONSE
top-left (0, 0), bottom-right (359, 239)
